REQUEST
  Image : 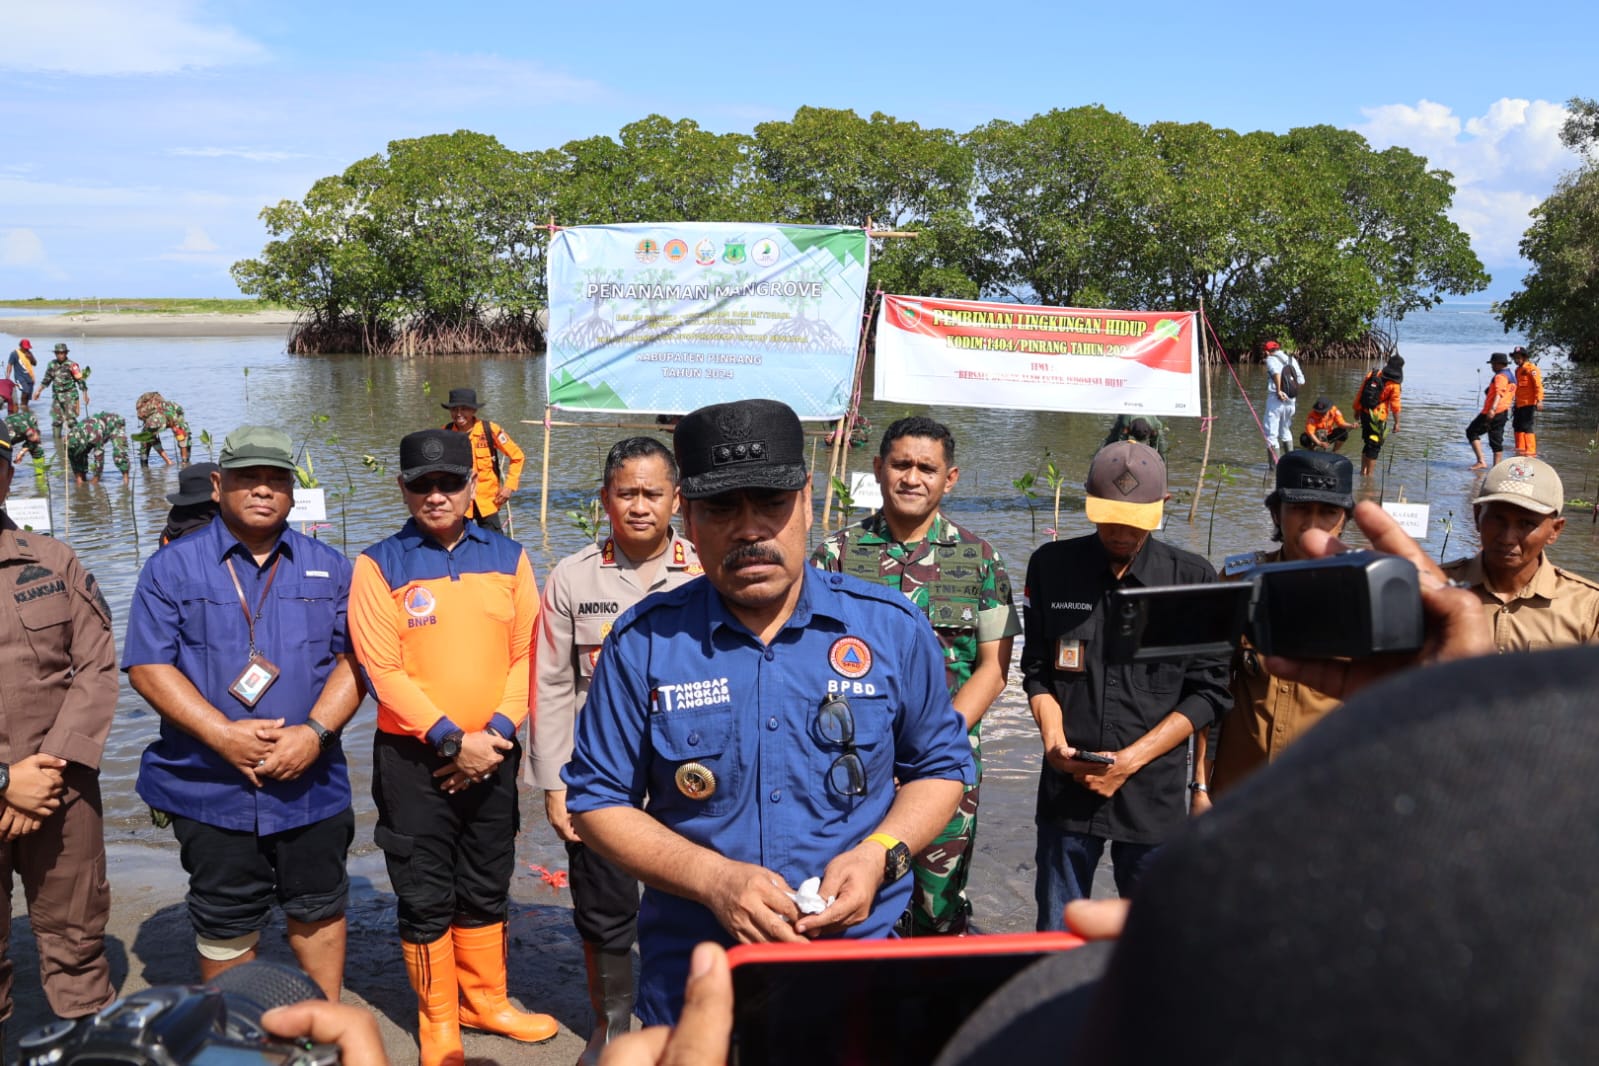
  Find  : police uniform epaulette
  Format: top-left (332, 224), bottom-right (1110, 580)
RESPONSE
top-left (1222, 551), bottom-right (1267, 577)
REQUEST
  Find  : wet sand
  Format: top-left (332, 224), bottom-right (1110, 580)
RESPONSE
top-left (2, 311), bottom-right (297, 338)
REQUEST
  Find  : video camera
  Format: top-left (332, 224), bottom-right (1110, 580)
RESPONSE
top-left (17, 962), bottom-right (339, 1066)
top-left (1104, 551), bottom-right (1424, 664)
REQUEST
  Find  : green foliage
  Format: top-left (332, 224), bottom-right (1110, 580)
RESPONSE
top-left (1013, 470), bottom-right (1039, 535)
top-left (1042, 453), bottom-right (1068, 541)
top-left (198, 428), bottom-right (214, 461)
top-left (1499, 97), bottom-right (1599, 361)
top-left (566, 495), bottom-right (603, 543)
top-left (830, 475), bottom-right (856, 524)
top-left (233, 106), bottom-right (1485, 356)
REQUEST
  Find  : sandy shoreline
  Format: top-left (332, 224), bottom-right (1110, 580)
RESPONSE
top-left (7, 842), bottom-right (594, 1065)
top-left (1, 311), bottom-right (298, 339)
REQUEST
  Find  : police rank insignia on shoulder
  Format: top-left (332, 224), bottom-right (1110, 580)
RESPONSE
top-left (1222, 551), bottom-right (1266, 577)
top-left (675, 762), bottom-right (716, 800)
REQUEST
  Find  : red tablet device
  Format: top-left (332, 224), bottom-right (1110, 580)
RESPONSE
top-left (727, 932), bottom-right (1086, 1065)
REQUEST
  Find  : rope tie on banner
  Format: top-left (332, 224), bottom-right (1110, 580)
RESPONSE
top-left (1203, 311), bottom-right (1279, 464)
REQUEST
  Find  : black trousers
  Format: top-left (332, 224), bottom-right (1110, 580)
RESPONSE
top-left (565, 841), bottom-right (639, 952)
top-left (1513, 406), bottom-right (1536, 434)
top-left (1466, 411), bottom-right (1508, 452)
top-left (372, 732), bottom-right (521, 943)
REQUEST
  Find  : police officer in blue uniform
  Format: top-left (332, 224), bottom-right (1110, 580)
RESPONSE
top-left (564, 398), bottom-right (974, 1026)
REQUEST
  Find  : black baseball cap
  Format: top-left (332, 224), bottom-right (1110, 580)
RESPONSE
top-left (166, 462), bottom-right (220, 505)
top-left (1267, 450), bottom-right (1354, 511)
top-left (673, 399), bottom-right (808, 500)
top-left (399, 429), bottom-right (472, 482)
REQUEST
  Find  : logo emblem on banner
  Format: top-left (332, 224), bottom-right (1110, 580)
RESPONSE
top-left (724, 242), bottom-right (746, 265)
top-left (898, 302), bottom-right (922, 328)
top-left (829, 637), bottom-right (873, 679)
top-left (635, 239), bottom-right (659, 264)
top-left (752, 238), bottom-right (779, 266)
top-left (664, 238), bottom-right (689, 263)
top-left (694, 239), bottom-right (717, 266)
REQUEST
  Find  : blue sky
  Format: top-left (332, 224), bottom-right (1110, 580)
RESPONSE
top-left (2, 0), bottom-right (1592, 302)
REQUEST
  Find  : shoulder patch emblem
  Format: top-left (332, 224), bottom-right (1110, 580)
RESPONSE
top-left (403, 586), bottom-right (436, 617)
top-left (16, 563), bottom-right (52, 585)
top-left (828, 636), bottom-right (873, 679)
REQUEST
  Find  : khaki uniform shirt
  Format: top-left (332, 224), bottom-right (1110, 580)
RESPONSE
top-left (1441, 553), bottom-right (1599, 652)
top-left (530, 532), bottom-right (701, 790)
top-left (1210, 549), bottom-right (1341, 797)
top-left (0, 514), bottom-right (117, 769)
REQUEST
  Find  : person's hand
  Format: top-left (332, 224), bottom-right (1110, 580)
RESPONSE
top-left (1064, 898), bottom-right (1130, 941)
top-left (493, 487), bottom-right (511, 507)
top-left (1277, 389), bottom-right (1288, 402)
top-left (601, 942), bottom-right (732, 1066)
top-left (261, 1000), bottom-right (391, 1066)
top-left (1189, 788), bottom-right (1213, 816)
top-left (1264, 500), bottom-right (1492, 699)
top-left (794, 841), bottom-right (882, 938)
top-left (433, 729), bottom-right (513, 792)
top-left (0, 804), bottom-right (45, 841)
top-left (1071, 754), bottom-right (1133, 798)
top-left (256, 722), bottom-right (323, 782)
top-left (211, 718), bottom-right (283, 787)
top-left (5, 753), bottom-right (67, 816)
top-left (704, 861), bottom-right (804, 944)
top-left (544, 789), bottom-right (581, 843)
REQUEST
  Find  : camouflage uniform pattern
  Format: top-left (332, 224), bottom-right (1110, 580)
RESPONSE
top-left (135, 392), bottom-right (191, 463)
top-left (5, 410), bottom-right (45, 461)
top-left (813, 510), bottom-right (1021, 934)
top-left (66, 413), bottom-right (129, 480)
top-left (38, 358), bottom-right (86, 429)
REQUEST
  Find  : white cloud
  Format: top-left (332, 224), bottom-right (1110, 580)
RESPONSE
top-left (1, 229), bottom-right (47, 266)
top-left (1354, 98), bottom-right (1580, 270)
top-left (1, 0), bottom-right (267, 75)
top-left (170, 147), bottom-right (308, 163)
top-left (176, 226), bottom-right (218, 253)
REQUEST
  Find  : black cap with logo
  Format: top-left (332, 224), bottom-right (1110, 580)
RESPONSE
top-left (673, 399), bottom-right (808, 500)
top-left (1267, 450), bottom-right (1354, 511)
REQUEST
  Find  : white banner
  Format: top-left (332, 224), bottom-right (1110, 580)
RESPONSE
top-left (874, 294), bottom-right (1201, 416)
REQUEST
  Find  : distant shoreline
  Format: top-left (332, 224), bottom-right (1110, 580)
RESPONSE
top-left (1, 310), bottom-right (297, 338)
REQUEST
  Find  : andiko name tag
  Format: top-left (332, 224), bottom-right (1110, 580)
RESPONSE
top-left (229, 653), bottom-right (281, 708)
top-left (1056, 638), bottom-right (1084, 672)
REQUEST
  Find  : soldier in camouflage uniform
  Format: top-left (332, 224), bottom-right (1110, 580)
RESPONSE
top-left (65, 413), bottom-right (129, 484)
top-left (812, 416), bottom-right (1020, 935)
top-left (35, 344), bottom-right (89, 436)
top-left (135, 391), bottom-right (192, 466)
top-left (6, 409), bottom-right (45, 462)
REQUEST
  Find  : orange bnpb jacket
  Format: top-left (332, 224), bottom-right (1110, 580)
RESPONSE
top-left (348, 522), bottom-right (539, 745)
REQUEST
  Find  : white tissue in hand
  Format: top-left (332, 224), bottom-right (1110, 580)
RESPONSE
top-left (788, 876), bottom-right (833, 915)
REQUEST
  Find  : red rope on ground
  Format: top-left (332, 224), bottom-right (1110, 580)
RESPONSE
top-left (1203, 311), bottom-right (1279, 465)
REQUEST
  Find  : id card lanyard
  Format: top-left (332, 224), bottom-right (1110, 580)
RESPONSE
top-left (225, 553), bottom-right (283, 708)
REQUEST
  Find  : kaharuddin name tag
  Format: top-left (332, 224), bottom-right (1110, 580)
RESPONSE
top-left (6, 497), bottom-right (52, 532)
top-left (1381, 502), bottom-right (1431, 538)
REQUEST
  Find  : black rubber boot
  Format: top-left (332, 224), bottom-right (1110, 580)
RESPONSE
top-left (577, 944), bottom-right (635, 1066)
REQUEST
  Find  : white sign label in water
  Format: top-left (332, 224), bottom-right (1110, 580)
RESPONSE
top-left (848, 471), bottom-right (883, 512)
top-left (1381, 502), bottom-right (1430, 538)
top-left (6, 497), bottom-right (52, 532)
top-left (287, 487), bottom-right (327, 523)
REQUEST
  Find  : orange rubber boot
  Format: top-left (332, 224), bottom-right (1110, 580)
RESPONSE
top-left (403, 936), bottom-right (465, 1066)
top-left (1525, 432), bottom-right (1537, 458)
top-left (454, 922), bottom-right (558, 1044)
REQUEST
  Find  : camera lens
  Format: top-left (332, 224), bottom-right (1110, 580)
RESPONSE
top-left (208, 961), bottom-right (325, 1039)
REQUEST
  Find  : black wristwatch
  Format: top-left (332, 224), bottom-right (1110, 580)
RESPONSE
top-left (304, 719), bottom-right (338, 752)
top-left (0, 761), bottom-right (10, 796)
top-left (869, 832), bottom-right (912, 883)
top-left (436, 730), bottom-right (465, 760)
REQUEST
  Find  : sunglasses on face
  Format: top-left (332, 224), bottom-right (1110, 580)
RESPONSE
top-left (404, 473), bottom-right (469, 496)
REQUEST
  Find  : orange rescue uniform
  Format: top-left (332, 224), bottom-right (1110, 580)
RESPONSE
top-left (1303, 405), bottom-right (1352, 449)
top-left (1514, 361), bottom-right (1544, 457)
top-left (445, 417), bottom-right (525, 522)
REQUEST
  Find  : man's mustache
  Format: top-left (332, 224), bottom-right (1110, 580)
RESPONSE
top-left (724, 543), bottom-right (784, 569)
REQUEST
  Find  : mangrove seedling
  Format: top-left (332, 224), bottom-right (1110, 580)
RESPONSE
top-left (1014, 470), bottom-right (1039, 535)
top-left (567, 494), bottom-right (603, 543)
top-left (198, 428), bottom-right (214, 461)
top-left (1042, 453), bottom-right (1067, 541)
top-left (1206, 463), bottom-right (1239, 557)
top-left (830, 476), bottom-right (856, 525)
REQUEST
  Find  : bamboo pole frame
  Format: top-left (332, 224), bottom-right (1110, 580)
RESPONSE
top-left (1187, 300), bottom-right (1214, 524)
